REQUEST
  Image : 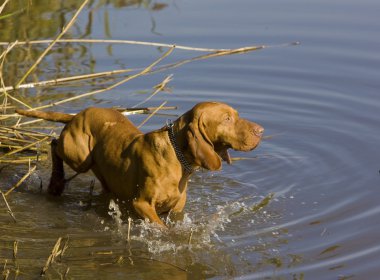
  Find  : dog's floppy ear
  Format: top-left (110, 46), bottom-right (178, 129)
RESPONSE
top-left (187, 113), bottom-right (221, 171)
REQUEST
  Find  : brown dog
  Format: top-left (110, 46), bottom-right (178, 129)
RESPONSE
top-left (16, 102), bottom-right (263, 227)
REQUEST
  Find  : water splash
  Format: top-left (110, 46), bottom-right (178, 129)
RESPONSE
top-left (105, 194), bottom-right (276, 258)
top-left (105, 198), bottom-right (254, 255)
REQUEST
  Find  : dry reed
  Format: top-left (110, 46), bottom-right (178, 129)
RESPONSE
top-left (40, 237), bottom-right (66, 276)
top-left (127, 217), bottom-right (132, 243)
top-left (137, 101), bottom-right (167, 128)
top-left (31, 46), bottom-right (174, 111)
top-left (0, 0), bottom-right (11, 16)
top-left (0, 190), bottom-right (16, 222)
top-left (4, 165), bottom-right (37, 196)
top-left (0, 41), bottom-right (287, 95)
top-left (2, 260), bottom-right (10, 280)
top-left (0, 38), bottom-right (235, 52)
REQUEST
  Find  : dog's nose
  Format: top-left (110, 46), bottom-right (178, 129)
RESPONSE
top-left (254, 125), bottom-right (264, 137)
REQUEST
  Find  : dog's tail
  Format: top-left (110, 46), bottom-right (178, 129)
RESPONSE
top-left (16, 109), bottom-right (74, 123)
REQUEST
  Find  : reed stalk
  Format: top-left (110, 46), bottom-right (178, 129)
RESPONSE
top-left (0, 0), bottom-right (11, 16)
top-left (0, 135), bottom-right (41, 144)
top-left (0, 143), bottom-right (43, 152)
top-left (63, 267), bottom-right (70, 279)
top-left (0, 190), bottom-right (16, 222)
top-left (0, 42), bottom-right (274, 94)
top-left (132, 74), bottom-right (173, 108)
top-left (137, 101), bottom-right (167, 128)
top-left (152, 45), bottom-right (265, 74)
top-left (40, 237), bottom-right (63, 276)
top-left (0, 125), bottom-right (51, 137)
top-left (12, 241), bottom-right (19, 275)
top-left (188, 228), bottom-right (194, 245)
top-left (13, 241), bottom-right (18, 261)
top-left (2, 260), bottom-right (10, 280)
top-left (61, 238), bottom-right (69, 260)
top-left (30, 46), bottom-right (174, 111)
top-left (0, 41), bottom-right (18, 61)
top-left (127, 217), bottom-right (132, 243)
top-left (4, 165), bottom-right (37, 196)
top-left (0, 157), bottom-right (47, 164)
top-left (0, 38), bottom-right (240, 52)
top-left (0, 41), bottom-right (33, 111)
top-left (0, 68), bottom-right (134, 93)
top-left (0, 137), bottom-right (48, 159)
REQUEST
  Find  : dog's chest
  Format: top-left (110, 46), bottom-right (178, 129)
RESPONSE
top-left (154, 181), bottom-right (187, 213)
top-left (155, 194), bottom-right (181, 213)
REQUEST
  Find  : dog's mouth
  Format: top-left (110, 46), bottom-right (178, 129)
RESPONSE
top-left (215, 139), bottom-right (261, 165)
top-left (216, 146), bottom-right (232, 164)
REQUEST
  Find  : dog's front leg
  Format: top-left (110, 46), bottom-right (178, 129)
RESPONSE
top-left (166, 192), bottom-right (187, 223)
top-left (133, 199), bottom-right (166, 228)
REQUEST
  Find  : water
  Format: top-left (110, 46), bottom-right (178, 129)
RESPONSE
top-left (1, 0), bottom-right (380, 279)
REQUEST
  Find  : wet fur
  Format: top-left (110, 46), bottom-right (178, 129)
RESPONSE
top-left (16, 102), bottom-right (263, 227)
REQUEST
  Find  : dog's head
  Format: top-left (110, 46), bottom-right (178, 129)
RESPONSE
top-left (184, 102), bottom-right (263, 170)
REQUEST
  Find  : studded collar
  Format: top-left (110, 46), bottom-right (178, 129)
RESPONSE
top-left (166, 120), bottom-right (194, 175)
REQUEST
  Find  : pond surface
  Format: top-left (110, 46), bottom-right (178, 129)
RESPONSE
top-left (1, 0), bottom-right (380, 279)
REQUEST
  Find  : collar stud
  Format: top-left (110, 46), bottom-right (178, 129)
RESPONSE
top-left (166, 120), bottom-right (194, 175)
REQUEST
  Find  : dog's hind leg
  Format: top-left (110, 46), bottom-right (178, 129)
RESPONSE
top-left (48, 139), bottom-right (66, 195)
top-left (90, 165), bottom-right (110, 192)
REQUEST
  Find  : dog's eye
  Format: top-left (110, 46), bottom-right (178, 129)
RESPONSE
top-left (224, 115), bottom-right (232, 122)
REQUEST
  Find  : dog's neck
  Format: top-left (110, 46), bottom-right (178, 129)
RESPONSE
top-left (166, 120), bottom-right (194, 175)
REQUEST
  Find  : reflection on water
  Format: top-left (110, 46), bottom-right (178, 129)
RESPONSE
top-left (0, 0), bottom-right (167, 86)
top-left (1, 0), bottom-right (380, 279)
top-left (0, 0), bottom-right (167, 41)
